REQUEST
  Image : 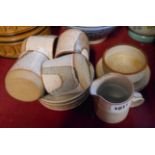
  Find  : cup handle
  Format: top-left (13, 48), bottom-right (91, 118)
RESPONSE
top-left (130, 92), bottom-right (144, 108)
top-left (81, 49), bottom-right (89, 60)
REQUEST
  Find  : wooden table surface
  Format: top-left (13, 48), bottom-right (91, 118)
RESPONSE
top-left (0, 26), bottom-right (155, 128)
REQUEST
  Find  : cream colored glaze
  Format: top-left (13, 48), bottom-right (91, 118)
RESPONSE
top-left (20, 35), bottom-right (57, 59)
top-left (5, 51), bottom-right (47, 102)
top-left (90, 73), bottom-right (144, 124)
top-left (104, 45), bottom-right (146, 74)
top-left (103, 45), bottom-right (147, 83)
top-left (55, 29), bottom-right (89, 59)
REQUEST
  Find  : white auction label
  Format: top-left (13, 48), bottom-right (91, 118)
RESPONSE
top-left (110, 101), bottom-right (132, 113)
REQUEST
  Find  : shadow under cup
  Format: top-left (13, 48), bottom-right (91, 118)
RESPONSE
top-left (94, 75), bottom-right (134, 124)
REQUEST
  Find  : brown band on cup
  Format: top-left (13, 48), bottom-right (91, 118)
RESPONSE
top-left (55, 50), bottom-right (77, 58)
top-left (53, 37), bottom-right (58, 57)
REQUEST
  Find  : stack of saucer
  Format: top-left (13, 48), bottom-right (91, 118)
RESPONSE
top-left (39, 29), bottom-right (94, 111)
top-left (40, 62), bottom-right (94, 111)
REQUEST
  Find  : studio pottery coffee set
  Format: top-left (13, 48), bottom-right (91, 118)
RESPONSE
top-left (5, 28), bottom-right (151, 124)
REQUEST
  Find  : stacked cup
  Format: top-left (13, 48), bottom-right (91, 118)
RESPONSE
top-left (5, 35), bottom-right (57, 102)
top-left (5, 29), bottom-right (94, 111)
top-left (40, 29), bottom-right (94, 111)
top-left (40, 58), bottom-right (94, 111)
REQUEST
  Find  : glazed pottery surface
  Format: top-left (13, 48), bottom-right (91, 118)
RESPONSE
top-left (90, 73), bottom-right (144, 123)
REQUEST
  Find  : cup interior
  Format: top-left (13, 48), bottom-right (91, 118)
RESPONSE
top-left (97, 75), bottom-right (133, 103)
top-left (104, 45), bottom-right (147, 74)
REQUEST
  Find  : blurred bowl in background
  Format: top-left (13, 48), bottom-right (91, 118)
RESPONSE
top-left (128, 30), bottom-right (155, 43)
top-left (129, 26), bottom-right (155, 36)
top-left (67, 26), bottom-right (117, 44)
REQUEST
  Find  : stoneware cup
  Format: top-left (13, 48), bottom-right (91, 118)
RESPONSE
top-left (20, 35), bottom-right (57, 59)
top-left (5, 51), bottom-right (47, 102)
top-left (90, 73), bottom-right (144, 124)
top-left (102, 44), bottom-right (148, 84)
top-left (42, 53), bottom-right (91, 96)
top-left (55, 29), bottom-right (89, 59)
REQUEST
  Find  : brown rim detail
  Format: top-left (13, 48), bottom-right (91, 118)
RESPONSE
top-left (0, 27), bottom-right (48, 43)
top-left (0, 26), bottom-right (37, 36)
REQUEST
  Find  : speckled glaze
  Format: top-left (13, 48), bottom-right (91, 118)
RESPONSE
top-left (102, 44), bottom-right (148, 83)
top-left (90, 73), bottom-right (144, 124)
top-left (5, 51), bottom-right (48, 102)
top-left (56, 29), bottom-right (89, 59)
top-left (20, 35), bottom-right (57, 59)
top-left (39, 63), bottom-right (94, 111)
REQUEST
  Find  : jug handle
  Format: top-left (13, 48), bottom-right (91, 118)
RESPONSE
top-left (130, 92), bottom-right (144, 108)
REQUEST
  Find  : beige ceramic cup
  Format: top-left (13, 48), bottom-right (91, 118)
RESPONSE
top-left (42, 53), bottom-right (92, 96)
top-left (20, 35), bottom-right (57, 59)
top-left (5, 51), bottom-right (47, 102)
top-left (102, 44), bottom-right (148, 84)
top-left (90, 73), bottom-right (144, 124)
top-left (55, 29), bottom-right (89, 59)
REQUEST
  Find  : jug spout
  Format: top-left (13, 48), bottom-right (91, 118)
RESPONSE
top-left (90, 77), bottom-right (103, 96)
top-left (90, 73), bottom-right (117, 97)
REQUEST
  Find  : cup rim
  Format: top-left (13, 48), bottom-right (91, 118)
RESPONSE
top-left (102, 44), bottom-right (148, 75)
top-left (94, 73), bottom-right (135, 105)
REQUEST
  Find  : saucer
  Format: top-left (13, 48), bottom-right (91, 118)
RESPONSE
top-left (39, 62), bottom-right (94, 111)
top-left (39, 90), bottom-right (89, 111)
top-left (96, 58), bottom-right (151, 91)
top-left (40, 94), bottom-right (88, 111)
top-left (133, 66), bottom-right (151, 91)
top-left (40, 89), bottom-right (89, 105)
